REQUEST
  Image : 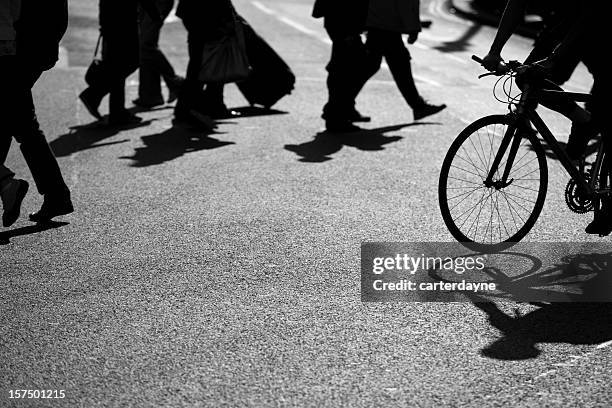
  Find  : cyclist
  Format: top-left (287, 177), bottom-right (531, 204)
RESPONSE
top-left (481, 0), bottom-right (597, 161)
top-left (482, 2), bottom-right (612, 235)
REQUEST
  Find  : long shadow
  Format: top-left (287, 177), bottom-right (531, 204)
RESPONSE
top-left (461, 252), bottom-right (612, 360)
top-left (120, 125), bottom-right (234, 167)
top-left (225, 106), bottom-right (288, 118)
top-left (284, 123), bottom-right (430, 163)
top-left (433, 24), bottom-right (482, 53)
top-left (50, 119), bottom-right (153, 158)
top-left (0, 221), bottom-right (69, 245)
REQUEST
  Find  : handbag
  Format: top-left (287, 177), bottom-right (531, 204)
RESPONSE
top-left (198, 13), bottom-right (251, 84)
top-left (84, 33), bottom-right (107, 86)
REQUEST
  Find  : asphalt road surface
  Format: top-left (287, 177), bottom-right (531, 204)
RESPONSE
top-left (2, 0), bottom-right (611, 407)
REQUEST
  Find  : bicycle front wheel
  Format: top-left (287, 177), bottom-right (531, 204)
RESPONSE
top-left (439, 115), bottom-right (548, 251)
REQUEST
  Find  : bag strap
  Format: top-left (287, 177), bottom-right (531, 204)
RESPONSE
top-left (93, 31), bottom-right (102, 58)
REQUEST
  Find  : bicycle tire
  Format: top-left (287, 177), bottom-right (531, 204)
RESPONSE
top-left (439, 114), bottom-right (548, 252)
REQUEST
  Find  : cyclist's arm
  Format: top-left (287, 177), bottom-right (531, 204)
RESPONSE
top-left (483, 0), bottom-right (528, 70)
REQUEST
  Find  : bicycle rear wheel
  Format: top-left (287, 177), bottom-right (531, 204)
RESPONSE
top-left (439, 115), bottom-right (548, 251)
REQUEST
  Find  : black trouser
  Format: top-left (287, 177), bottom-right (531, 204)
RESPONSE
top-left (0, 55), bottom-right (69, 196)
top-left (322, 19), bottom-right (378, 119)
top-left (84, 2), bottom-right (140, 115)
top-left (175, 18), bottom-right (224, 116)
top-left (365, 28), bottom-right (424, 109)
top-left (138, 0), bottom-right (178, 101)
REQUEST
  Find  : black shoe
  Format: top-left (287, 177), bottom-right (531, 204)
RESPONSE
top-left (1, 179), bottom-right (29, 227)
top-left (107, 111), bottom-right (143, 126)
top-left (29, 194), bottom-right (74, 223)
top-left (173, 109), bottom-right (216, 131)
top-left (79, 89), bottom-right (102, 120)
top-left (348, 108), bottom-right (371, 123)
top-left (167, 76), bottom-right (185, 104)
top-left (413, 103), bottom-right (446, 120)
top-left (566, 121), bottom-right (597, 160)
top-left (585, 216), bottom-right (612, 236)
top-left (325, 120), bottom-right (362, 133)
top-left (133, 97), bottom-right (165, 108)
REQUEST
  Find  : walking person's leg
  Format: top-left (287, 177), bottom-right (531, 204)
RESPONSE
top-left (12, 67), bottom-right (72, 222)
top-left (0, 56), bottom-right (30, 227)
top-left (173, 19), bottom-right (214, 128)
top-left (106, 24), bottom-right (141, 125)
top-left (136, 0), bottom-right (182, 106)
top-left (322, 23), bottom-right (374, 131)
top-left (367, 28), bottom-right (445, 120)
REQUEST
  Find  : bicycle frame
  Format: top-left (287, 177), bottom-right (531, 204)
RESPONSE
top-left (484, 85), bottom-right (598, 196)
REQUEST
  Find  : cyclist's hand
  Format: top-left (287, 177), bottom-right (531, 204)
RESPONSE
top-left (407, 31), bottom-right (419, 44)
top-left (481, 52), bottom-right (503, 72)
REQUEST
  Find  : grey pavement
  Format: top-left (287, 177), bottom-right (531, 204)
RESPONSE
top-left (1, 0), bottom-right (610, 407)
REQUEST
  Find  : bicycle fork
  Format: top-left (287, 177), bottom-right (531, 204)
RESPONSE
top-left (483, 118), bottom-right (524, 189)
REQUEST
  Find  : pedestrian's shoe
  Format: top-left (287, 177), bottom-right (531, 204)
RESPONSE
top-left (348, 108), bottom-right (371, 123)
top-left (29, 194), bottom-right (73, 223)
top-left (167, 76), bottom-right (185, 104)
top-left (325, 120), bottom-right (362, 133)
top-left (79, 89), bottom-right (102, 120)
top-left (133, 97), bottom-right (165, 108)
top-left (107, 110), bottom-right (143, 126)
top-left (566, 120), bottom-right (597, 160)
top-left (1, 178), bottom-right (29, 227)
top-left (413, 102), bottom-right (446, 121)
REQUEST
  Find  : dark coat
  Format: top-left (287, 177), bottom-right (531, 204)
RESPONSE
top-left (16, 0), bottom-right (68, 71)
top-left (312, 0), bottom-right (368, 34)
top-left (176, 0), bottom-right (233, 25)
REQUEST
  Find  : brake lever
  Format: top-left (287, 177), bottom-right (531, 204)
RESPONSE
top-left (478, 72), bottom-right (498, 79)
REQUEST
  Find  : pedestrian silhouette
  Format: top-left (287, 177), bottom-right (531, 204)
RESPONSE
top-left (79, 0), bottom-right (162, 126)
top-left (0, 0), bottom-right (73, 226)
top-left (134, 0), bottom-right (184, 108)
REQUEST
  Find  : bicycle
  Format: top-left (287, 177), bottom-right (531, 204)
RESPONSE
top-left (438, 55), bottom-right (606, 251)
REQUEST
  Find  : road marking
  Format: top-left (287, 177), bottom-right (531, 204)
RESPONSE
top-left (428, 0), bottom-right (471, 26)
top-left (597, 340), bottom-right (612, 349)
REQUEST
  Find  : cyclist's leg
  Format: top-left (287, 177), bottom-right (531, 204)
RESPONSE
top-left (584, 71), bottom-right (612, 234)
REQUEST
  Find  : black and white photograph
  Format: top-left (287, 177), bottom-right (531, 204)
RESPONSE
top-left (2, 0), bottom-right (611, 406)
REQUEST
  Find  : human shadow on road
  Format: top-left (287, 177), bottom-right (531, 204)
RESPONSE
top-left (433, 24), bottom-right (482, 53)
top-left (0, 221), bottom-right (69, 245)
top-left (284, 123), bottom-right (429, 163)
top-left (120, 125), bottom-right (234, 167)
top-left (461, 252), bottom-right (612, 360)
top-left (50, 119), bottom-right (153, 158)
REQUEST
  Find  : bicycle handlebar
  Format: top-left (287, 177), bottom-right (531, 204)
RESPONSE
top-left (472, 55), bottom-right (522, 78)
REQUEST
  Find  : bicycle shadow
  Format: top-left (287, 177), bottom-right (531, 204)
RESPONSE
top-left (0, 221), bottom-right (69, 245)
top-left (120, 125), bottom-right (234, 167)
top-left (458, 251), bottom-right (612, 360)
top-left (284, 123), bottom-right (430, 163)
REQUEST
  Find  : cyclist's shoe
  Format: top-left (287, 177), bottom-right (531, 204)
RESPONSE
top-left (585, 201), bottom-right (612, 236)
top-left (566, 121), bottom-right (597, 160)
